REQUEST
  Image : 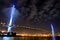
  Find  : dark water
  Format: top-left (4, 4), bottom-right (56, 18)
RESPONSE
top-left (0, 36), bottom-right (60, 40)
top-left (13, 36), bottom-right (60, 40)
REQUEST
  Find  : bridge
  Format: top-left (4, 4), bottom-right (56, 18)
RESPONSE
top-left (0, 22), bottom-right (59, 37)
top-left (0, 22), bottom-right (50, 33)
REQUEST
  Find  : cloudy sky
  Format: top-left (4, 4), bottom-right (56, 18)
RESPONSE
top-left (0, 0), bottom-right (60, 32)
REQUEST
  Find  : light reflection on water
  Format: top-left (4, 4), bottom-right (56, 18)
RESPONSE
top-left (5, 37), bottom-right (52, 40)
top-left (0, 36), bottom-right (60, 40)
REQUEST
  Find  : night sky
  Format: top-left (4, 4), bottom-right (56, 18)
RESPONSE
top-left (0, 0), bottom-right (60, 32)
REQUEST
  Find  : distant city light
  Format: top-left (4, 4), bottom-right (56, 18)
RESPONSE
top-left (2, 30), bottom-right (5, 33)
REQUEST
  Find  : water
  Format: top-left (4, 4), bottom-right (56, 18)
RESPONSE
top-left (1, 36), bottom-right (60, 40)
top-left (2, 37), bottom-right (12, 40)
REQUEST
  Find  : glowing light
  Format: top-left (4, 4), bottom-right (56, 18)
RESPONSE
top-left (2, 5), bottom-right (15, 40)
top-left (1, 22), bottom-right (3, 24)
top-left (7, 5), bottom-right (15, 32)
top-left (51, 24), bottom-right (56, 40)
top-left (2, 30), bottom-right (6, 33)
top-left (2, 37), bottom-right (12, 40)
top-left (7, 27), bottom-right (12, 32)
top-left (16, 34), bottom-right (51, 37)
top-left (8, 5), bottom-right (15, 26)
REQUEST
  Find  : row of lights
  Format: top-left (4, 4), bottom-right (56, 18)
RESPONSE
top-left (16, 33), bottom-right (59, 37)
top-left (0, 22), bottom-right (60, 36)
top-left (0, 22), bottom-right (50, 33)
